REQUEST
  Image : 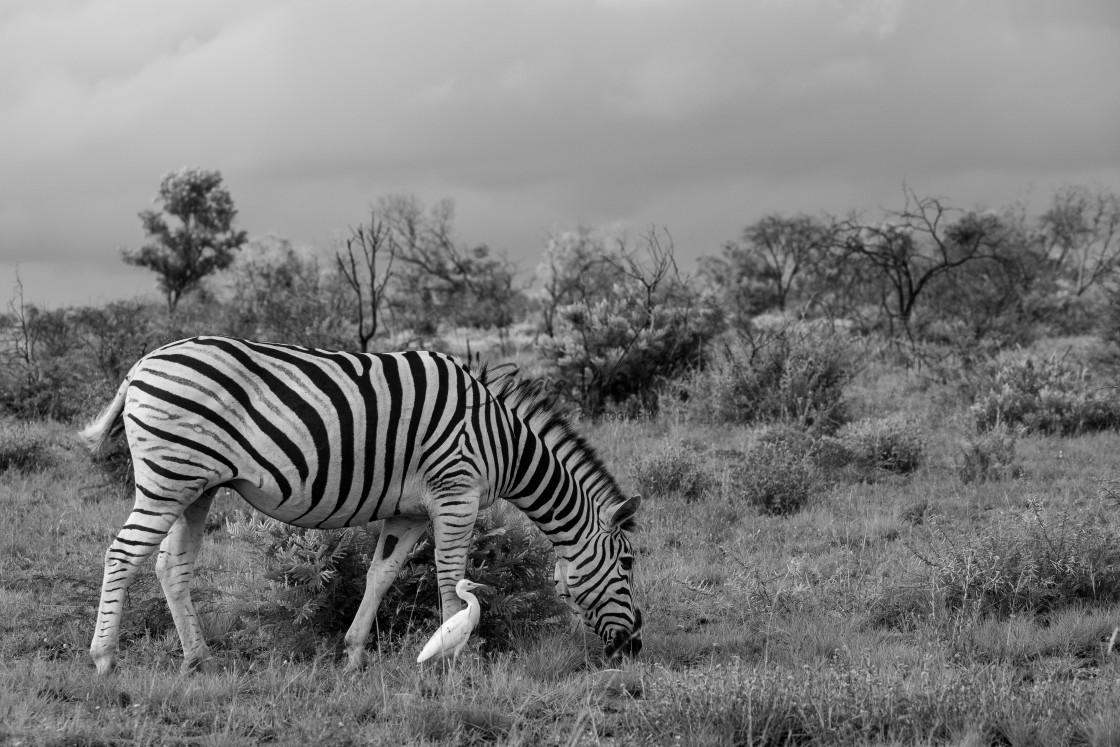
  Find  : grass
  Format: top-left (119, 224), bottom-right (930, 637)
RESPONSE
top-left (3, 342), bottom-right (1120, 745)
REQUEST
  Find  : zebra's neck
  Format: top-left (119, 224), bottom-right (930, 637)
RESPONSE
top-left (497, 402), bottom-right (626, 558)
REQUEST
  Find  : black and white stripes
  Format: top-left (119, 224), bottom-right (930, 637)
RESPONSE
top-left (83, 336), bottom-right (642, 674)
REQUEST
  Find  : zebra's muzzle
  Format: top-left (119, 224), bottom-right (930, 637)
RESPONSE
top-left (604, 608), bottom-right (643, 662)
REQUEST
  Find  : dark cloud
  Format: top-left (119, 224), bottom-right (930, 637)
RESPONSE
top-left (1, 0), bottom-right (1118, 306)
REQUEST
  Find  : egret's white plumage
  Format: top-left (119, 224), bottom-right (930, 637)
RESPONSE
top-left (417, 579), bottom-right (485, 663)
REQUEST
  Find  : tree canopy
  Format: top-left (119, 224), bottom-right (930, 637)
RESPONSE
top-left (123, 166), bottom-right (248, 312)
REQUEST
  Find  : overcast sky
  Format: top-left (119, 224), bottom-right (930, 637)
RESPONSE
top-left (2, 0), bottom-right (1119, 307)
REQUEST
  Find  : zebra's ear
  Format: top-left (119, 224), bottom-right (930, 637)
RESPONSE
top-left (604, 494), bottom-right (641, 533)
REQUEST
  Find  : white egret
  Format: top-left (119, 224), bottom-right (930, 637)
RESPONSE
top-left (417, 579), bottom-right (486, 664)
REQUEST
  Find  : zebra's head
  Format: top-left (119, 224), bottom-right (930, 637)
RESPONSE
top-left (554, 494), bottom-right (643, 663)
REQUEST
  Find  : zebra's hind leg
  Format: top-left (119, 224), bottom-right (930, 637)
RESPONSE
top-left (155, 490), bottom-right (216, 674)
top-left (90, 489), bottom-right (191, 675)
top-left (343, 515), bottom-right (429, 672)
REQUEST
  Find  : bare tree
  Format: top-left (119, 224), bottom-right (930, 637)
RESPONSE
top-left (535, 227), bottom-right (623, 337)
top-left (837, 187), bottom-right (1013, 339)
top-left (377, 194), bottom-right (520, 337)
top-left (1039, 184), bottom-right (1120, 297)
top-left (336, 215), bottom-right (396, 352)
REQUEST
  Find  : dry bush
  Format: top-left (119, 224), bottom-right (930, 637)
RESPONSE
top-left (728, 440), bottom-right (814, 516)
top-left (0, 418), bottom-right (54, 472)
top-left (913, 500), bottom-right (1120, 620)
top-left (812, 415), bottom-right (925, 483)
top-left (628, 439), bottom-right (711, 502)
top-left (957, 424), bottom-right (1020, 483)
top-left (677, 322), bottom-right (854, 432)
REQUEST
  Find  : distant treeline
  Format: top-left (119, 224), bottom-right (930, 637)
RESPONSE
top-left (3, 173), bottom-right (1119, 421)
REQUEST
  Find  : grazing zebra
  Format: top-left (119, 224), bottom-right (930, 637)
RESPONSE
top-left (81, 336), bottom-right (642, 674)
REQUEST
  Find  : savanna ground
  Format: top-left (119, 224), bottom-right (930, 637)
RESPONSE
top-left (2, 334), bottom-right (1120, 747)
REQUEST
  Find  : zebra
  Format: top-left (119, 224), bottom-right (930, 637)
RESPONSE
top-left (80, 336), bottom-right (642, 674)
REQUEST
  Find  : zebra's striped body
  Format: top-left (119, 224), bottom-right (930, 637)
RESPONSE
top-left (82, 336), bottom-right (641, 674)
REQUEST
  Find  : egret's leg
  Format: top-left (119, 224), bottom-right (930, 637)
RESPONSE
top-left (155, 490), bottom-right (215, 673)
top-left (343, 515), bottom-right (429, 671)
top-left (429, 491), bottom-right (480, 622)
top-left (90, 490), bottom-right (190, 675)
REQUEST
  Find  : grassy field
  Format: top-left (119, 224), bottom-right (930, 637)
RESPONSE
top-left (2, 342), bottom-right (1120, 746)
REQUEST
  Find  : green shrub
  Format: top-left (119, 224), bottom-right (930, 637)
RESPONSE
top-left (628, 440), bottom-right (711, 502)
top-left (226, 503), bottom-right (566, 659)
top-left (539, 290), bottom-right (723, 417)
top-left (914, 500), bottom-right (1120, 619)
top-left (832, 415), bottom-right (924, 477)
top-left (0, 419), bottom-right (53, 471)
top-left (679, 322), bottom-right (853, 432)
top-left (968, 355), bottom-right (1120, 435)
top-left (763, 416), bottom-right (923, 484)
top-left (729, 440), bottom-right (814, 516)
top-left (957, 424), bottom-right (1020, 483)
top-left (755, 422), bottom-right (817, 454)
top-left (536, 227), bottom-right (725, 417)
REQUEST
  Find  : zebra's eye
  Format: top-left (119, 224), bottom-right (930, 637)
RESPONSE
top-left (619, 556), bottom-right (633, 572)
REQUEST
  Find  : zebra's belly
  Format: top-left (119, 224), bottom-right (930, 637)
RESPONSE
top-left (227, 475), bottom-right (431, 529)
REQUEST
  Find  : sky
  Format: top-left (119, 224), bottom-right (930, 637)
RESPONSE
top-left (2, 0), bottom-right (1119, 308)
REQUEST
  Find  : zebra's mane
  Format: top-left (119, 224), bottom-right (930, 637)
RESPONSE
top-left (475, 361), bottom-right (637, 534)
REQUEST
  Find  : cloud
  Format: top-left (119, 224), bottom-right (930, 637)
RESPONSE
top-left (1, 0), bottom-right (1118, 305)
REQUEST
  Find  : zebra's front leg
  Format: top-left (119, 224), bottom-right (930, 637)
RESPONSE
top-left (90, 491), bottom-right (188, 675)
top-left (430, 492), bottom-right (481, 623)
top-left (155, 491), bottom-right (215, 674)
top-left (343, 515), bottom-right (429, 672)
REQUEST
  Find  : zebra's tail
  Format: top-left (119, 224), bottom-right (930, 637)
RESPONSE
top-left (79, 378), bottom-right (129, 459)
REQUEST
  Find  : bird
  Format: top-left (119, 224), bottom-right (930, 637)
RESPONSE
top-left (416, 579), bottom-right (486, 664)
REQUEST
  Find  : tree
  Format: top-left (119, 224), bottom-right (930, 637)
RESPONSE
top-left (535, 227), bottom-right (627, 337)
top-left (123, 167), bottom-right (248, 313)
top-left (1039, 184), bottom-right (1120, 298)
top-left (705, 213), bottom-right (835, 322)
top-left (835, 188), bottom-right (1015, 340)
top-left (222, 236), bottom-right (351, 350)
top-left (376, 194), bottom-right (521, 338)
top-left (921, 206), bottom-right (1046, 344)
top-left (336, 214), bottom-right (396, 352)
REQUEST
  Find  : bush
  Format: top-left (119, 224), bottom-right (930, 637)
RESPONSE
top-left (678, 322), bottom-right (853, 432)
top-left (913, 500), bottom-right (1120, 620)
top-left (957, 424), bottom-right (1020, 483)
top-left (226, 503), bottom-right (566, 659)
top-left (968, 355), bottom-right (1120, 435)
top-left (729, 440), bottom-right (814, 516)
top-left (537, 228), bottom-right (724, 417)
top-left (0, 419), bottom-right (54, 471)
top-left (756, 418), bottom-right (922, 484)
top-left (628, 440), bottom-right (711, 502)
top-left (819, 415), bottom-right (924, 481)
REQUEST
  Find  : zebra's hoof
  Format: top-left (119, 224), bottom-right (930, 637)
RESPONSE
top-left (93, 659), bottom-right (117, 676)
top-left (344, 650), bottom-right (368, 673)
top-left (181, 656), bottom-right (217, 675)
top-left (91, 650), bottom-right (117, 676)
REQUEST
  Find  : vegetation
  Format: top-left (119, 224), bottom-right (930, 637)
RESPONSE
top-left (224, 502), bottom-right (566, 658)
top-left (673, 321), bottom-right (854, 431)
top-left (4, 179), bottom-right (1120, 744)
top-left (536, 226), bottom-right (723, 417)
top-left (123, 167), bottom-right (249, 313)
top-left (968, 353), bottom-right (1120, 435)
